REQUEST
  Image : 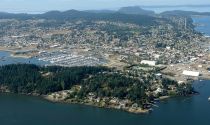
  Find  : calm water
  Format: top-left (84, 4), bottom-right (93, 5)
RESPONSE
top-left (193, 16), bottom-right (210, 36)
top-left (0, 80), bottom-right (209, 125)
top-left (142, 6), bottom-right (210, 13)
top-left (193, 16), bottom-right (210, 51)
top-left (0, 51), bottom-right (47, 66)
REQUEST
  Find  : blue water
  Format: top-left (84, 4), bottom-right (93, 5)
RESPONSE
top-left (0, 80), bottom-right (210, 125)
top-left (193, 16), bottom-right (210, 36)
top-left (142, 6), bottom-right (210, 13)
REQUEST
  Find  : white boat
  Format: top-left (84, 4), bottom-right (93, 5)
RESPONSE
top-left (208, 97), bottom-right (210, 101)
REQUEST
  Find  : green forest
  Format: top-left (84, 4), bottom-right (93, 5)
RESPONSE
top-left (0, 64), bottom-right (194, 105)
top-left (0, 64), bottom-right (110, 94)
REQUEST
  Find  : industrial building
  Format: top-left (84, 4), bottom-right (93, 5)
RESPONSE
top-left (140, 60), bottom-right (156, 66)
top-left (182, 70), bottom-right (200, 77)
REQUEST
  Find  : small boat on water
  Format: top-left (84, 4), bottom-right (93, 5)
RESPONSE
top-left (208, 97), bottom-right (210, 101)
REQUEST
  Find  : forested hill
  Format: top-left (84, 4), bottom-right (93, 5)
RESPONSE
top-left (0, 64), bottom-right (195, 109)
top-left (0, 64), bottom-right (110, 94)
top-left (0, 10), bottom-right (160, 26)
top-left (118, 6), bottom-right (155, 15)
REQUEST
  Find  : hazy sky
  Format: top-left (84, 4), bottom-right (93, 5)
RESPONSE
top-left (1, 0), bottom-right (210, 13)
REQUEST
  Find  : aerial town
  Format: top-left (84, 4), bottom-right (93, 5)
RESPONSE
top-left (0, 13), bottom-right (209, 82)
top-left (0, 9), bottom-right (210, 114)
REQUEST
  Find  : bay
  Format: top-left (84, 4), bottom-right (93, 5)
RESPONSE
top-left (0, 51), bottom-right (47, 66)
top-left (193, 16), bottom-right (210, 36)
top-left (142, 6), bottom-right (210, 13)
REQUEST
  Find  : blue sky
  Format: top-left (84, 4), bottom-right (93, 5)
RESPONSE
top-left (1, 0), bottom-right (210, 13)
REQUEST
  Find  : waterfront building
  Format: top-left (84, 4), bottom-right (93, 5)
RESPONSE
top-left (141, 60), bottom-right (156, 66)
top-left (182, 70), bottom-right (200, 77)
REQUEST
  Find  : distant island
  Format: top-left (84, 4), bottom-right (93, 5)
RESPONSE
top-left (1, 6), bottom-right (210, 17)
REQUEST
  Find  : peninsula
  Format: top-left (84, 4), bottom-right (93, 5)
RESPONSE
top-left (0, 64), bottom-right (195, 114)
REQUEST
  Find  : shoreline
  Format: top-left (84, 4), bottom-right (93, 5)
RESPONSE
top-left (0, 86), bottom-right (149, 114)
top-left (0, 62), bottom-right (201, 115)
top-left (0, 91), bottom-right (150, 114)
top-left (44, 95), bottom-right (151, 114)
top-left (43, 89), bottom-right (199, 114)
top-left (0, 91), bottom-right (196, 114)
top-left (47, 98), bottom-right (150, 114)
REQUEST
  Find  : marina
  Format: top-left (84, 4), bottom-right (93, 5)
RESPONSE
top-left (0, 50), bottom-right (106, 67)
top-left (38, 51), bottom-right (106, 67)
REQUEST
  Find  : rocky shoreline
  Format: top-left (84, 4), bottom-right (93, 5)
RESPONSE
top-left (44, 93), bottom-right (151, 114)
top-left (0, 86), bottom-right (149, 114)
top-left (43, 90), bottom-right (197, 114)
top-left (0, 84), bottom-right (198, 114)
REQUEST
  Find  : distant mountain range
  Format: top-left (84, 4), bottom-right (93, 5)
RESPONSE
top-left (0, 6), bottom-right (210, 23)
top-left (0, 9), bottom-right (158, 26)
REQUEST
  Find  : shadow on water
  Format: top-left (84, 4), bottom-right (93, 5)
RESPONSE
top-left (0, 51), bottom-right (47, 66)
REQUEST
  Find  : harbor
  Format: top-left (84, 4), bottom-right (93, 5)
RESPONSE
top-left (37, 51), bottom-right (106, 67)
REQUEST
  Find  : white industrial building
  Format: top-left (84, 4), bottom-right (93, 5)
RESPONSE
top-left (141, 60), bottom-right (156, 66)
top-left (182, 70), bottom-right (200, 77)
